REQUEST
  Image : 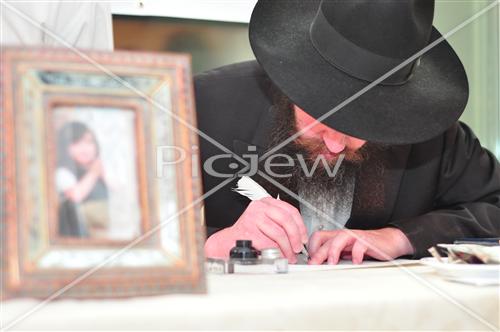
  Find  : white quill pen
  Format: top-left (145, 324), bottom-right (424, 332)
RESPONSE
top-left (233, 176), bottom-right (271, 201)
top-left (233, 176), bottom-right (309, 258)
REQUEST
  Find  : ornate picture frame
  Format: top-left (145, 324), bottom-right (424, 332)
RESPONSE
top-left (1, 48), bottom-right (205, 298)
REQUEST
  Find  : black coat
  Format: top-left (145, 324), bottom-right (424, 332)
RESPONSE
top-left (194, 60), bottom-right (500, 258)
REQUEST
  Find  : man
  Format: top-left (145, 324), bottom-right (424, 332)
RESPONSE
top-left (195, 0), bottom-right (500, 264)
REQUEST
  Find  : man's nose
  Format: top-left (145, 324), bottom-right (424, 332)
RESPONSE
top-left (322, 131), bottom-right (346, 153)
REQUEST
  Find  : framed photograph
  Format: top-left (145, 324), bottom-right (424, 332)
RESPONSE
top-left (1, 48), bottom-right (205, 298)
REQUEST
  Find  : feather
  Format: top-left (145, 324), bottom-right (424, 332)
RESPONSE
top-left (233, 176), bottom-right (270, 201)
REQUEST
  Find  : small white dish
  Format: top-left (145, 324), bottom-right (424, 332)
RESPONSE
top-left (420, 257), bottom-right (500, 285)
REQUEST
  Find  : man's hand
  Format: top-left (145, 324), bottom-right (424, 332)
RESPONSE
top-left (308, 227), bottom-right (414, 265)
top-left (204, 197), bottom-right (308, 263)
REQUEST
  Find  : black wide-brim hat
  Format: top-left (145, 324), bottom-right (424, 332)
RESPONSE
top-left (249, 0), bottom-right (469, 144)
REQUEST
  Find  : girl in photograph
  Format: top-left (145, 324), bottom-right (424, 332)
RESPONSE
top-left (56, 121), bottom-right (110, 238)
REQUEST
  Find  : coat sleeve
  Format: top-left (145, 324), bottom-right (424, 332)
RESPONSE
top-left (389, 122), bottom-right (500, 258)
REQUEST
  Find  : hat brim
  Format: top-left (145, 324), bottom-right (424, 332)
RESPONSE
top-left (249, 0), bottom-right (469, 144)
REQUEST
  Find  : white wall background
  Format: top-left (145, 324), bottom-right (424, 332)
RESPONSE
top-left (111, 0), bottom-right (257, 23)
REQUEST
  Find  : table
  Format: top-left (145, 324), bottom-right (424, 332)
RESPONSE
top-left (2, 263), bottom-right (499, 330)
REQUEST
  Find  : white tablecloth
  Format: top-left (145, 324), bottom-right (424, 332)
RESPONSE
top-left (3, 264), bottom-right (499, 330)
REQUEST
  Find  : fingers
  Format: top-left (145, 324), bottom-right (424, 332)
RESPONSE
top-left (305, 229), bottom-right (391, 265)
top-left (327, 233), bottom-right (356, 265)
top-left (262, 197), bottom-right (308, 244)
top-left (256, 218), bottom-right (297, 263)
top-left (351, 240), bottom-right (368, 264)
top-left (308, 230), bottom-right (339, 254)
top-left (261, 200), bottom-right (304, 253)
top-left (308, 239), bottom-right (332, 265)
top-left (238, 200), bottom-right (301, 263)
top-left (309, 230), bottom-right (368, 264)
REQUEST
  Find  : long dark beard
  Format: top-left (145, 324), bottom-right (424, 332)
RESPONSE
top-left (257, 90), bottom-right (387, 212)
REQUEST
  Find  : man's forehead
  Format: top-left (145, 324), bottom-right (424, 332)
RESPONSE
top-left (292, 104), bottom-right (367, 142)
